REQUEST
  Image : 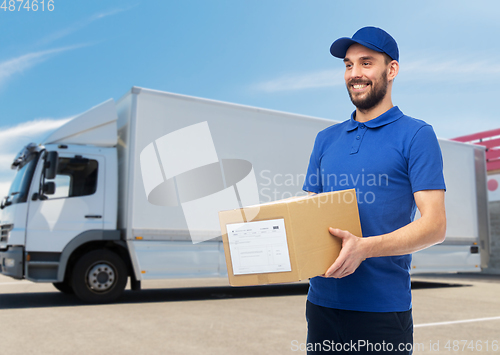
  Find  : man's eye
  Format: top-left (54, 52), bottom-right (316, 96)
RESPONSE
top-left (363, 62), bottom-right (370, 66)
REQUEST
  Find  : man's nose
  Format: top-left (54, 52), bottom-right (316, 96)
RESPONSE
top-left (349, 63), bottom-right (362, 78)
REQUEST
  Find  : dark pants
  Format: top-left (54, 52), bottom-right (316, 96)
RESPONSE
top-left (306, 300), bottom-right (413, 354)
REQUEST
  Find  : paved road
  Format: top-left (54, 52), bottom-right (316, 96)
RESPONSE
top-left (1, 273), bottom-right (499, 354)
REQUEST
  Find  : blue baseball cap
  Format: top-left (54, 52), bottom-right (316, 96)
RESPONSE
top-left (330, 26), bottom-right (399, 62)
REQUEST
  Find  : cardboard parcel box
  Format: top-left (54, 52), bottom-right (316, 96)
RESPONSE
top-left (218, 189), bottom-right (362, 286)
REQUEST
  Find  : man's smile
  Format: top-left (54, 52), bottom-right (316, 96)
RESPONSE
top-left (350, 82), bottom-right (371, 93)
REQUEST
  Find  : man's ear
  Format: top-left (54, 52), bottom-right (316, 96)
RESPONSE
top-left (388, 60), bottom-right (399, 82)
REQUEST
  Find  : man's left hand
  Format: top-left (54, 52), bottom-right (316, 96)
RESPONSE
top-left (325, 228), bottom-right (366, 278)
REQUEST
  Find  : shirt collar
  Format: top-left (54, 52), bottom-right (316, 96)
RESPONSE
top-left (346, 106), bottom-right (404, 131)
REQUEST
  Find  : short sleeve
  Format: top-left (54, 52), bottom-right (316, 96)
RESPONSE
top-left (302, 133), bottom-right (323, 193)
top-left (408, 125), bottom-right (446, 193)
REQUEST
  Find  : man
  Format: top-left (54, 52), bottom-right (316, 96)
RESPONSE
top-left (302, 27), bottom-right (446, 354)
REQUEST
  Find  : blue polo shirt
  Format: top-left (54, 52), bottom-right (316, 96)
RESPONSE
top-left (302, 106), bottom-right (445, 312)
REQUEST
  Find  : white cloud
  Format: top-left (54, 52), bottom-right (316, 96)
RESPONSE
top-left (38, 5), bottom-right (138, 46)
top-left (0, 118), bottom-right (71, 198)
top-left (397, 56), bottom-right (500, 83)
top-left (252, 69), bottom-right (344, 92)
top-left (0, 45), bottom-right (85, 89)
top-left (0, 4), bottom-right (135, 89)
top-left (252, 56), bottom-right (500, 93)
top-left (0, 117), bottom-right (72, 145)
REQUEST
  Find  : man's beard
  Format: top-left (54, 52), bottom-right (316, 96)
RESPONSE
top-left (347, 74), bottom-right (388, 111)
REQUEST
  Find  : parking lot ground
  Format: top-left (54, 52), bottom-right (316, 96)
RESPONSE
top-left (411, 273), bottom-right (500, 354)
top-left (1, 273), bottom-right (499, 354)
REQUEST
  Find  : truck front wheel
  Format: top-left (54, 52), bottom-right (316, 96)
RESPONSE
top-left (71, 249), bottom-right (128, 303)
top-left (52, 281), bottom-right (74, 294)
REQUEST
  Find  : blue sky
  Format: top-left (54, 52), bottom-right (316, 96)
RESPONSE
top-left (0, 0), bottom-right (499, 195)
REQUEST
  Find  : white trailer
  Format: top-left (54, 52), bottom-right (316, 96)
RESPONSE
top-left (411, 139), bottom-right (489, 274)
top-left (0, 87), bottom-right (490, 303)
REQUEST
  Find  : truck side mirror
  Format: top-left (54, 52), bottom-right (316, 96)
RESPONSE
top-left (45, 151), bottom-right (59, 179)
top-left (42, 182), bottom-right (56, 195)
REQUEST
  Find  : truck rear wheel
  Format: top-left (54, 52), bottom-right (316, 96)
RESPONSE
top-left (71, 249), bottom-right (128, 303)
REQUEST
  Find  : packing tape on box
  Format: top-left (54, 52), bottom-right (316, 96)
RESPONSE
top-left (257, 274), bottom-right (270, 285)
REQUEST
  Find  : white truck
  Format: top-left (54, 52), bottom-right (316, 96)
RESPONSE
top-left (0, 87), bottom-right (490, 303)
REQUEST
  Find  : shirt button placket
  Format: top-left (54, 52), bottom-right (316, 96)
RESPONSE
top-left (350, 124), bottom-right (367, 154)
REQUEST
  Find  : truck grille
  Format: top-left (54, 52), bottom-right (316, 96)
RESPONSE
top-left (0, 224), bottom-right (13, 242)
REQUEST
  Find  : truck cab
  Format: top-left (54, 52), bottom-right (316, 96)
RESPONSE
top-left (0, 100), bottom-right (131, 303)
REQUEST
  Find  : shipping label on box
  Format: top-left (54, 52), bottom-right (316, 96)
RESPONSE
top-left (226, 218), bottom-right (291, 275)
top-left (218, 189), bottom-right (362, 286)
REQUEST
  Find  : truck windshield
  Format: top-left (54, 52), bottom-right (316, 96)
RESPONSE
top-left (7, 152), bottom-right (40, 205)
